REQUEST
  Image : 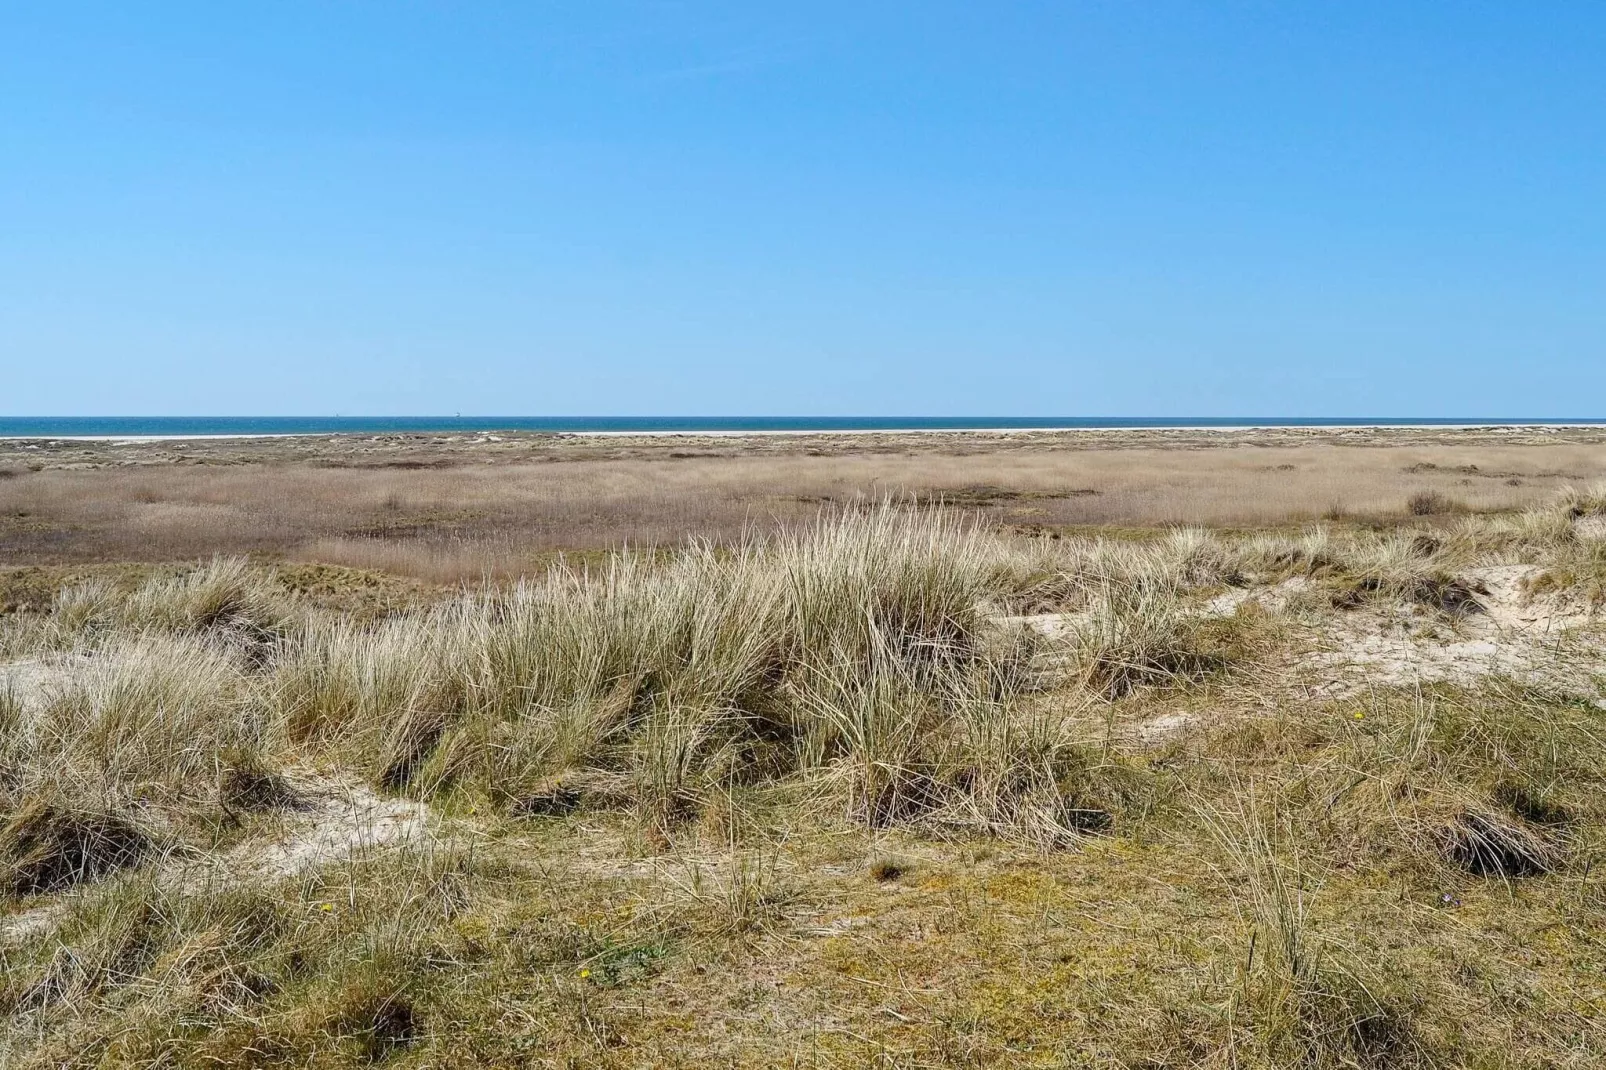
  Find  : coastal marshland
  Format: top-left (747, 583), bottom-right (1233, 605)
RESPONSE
top-left (3, 430), bottom-right (1606, 1067)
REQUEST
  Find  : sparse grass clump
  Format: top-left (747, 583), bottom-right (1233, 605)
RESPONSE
top-left (0, 796), bottom-right (149, 897)
top-left (1198, 798), bottom-right (1423, 1067)
top-left (1073, 578), bottom-right (1229, 697)
top-left (31, 633), bottom-right (261, 790)
top-left (1439, 808), bottom-right (1563, 877)
top-left (42, 558), bottom-right (299, 657)
top-left (1451, 480), bottom-right (1606, 605)
top-left (1557, 482), bottom-right (1606, 519)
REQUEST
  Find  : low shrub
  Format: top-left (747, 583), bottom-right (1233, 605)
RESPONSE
top-left (1407, 490), bottom-right (1461, 516)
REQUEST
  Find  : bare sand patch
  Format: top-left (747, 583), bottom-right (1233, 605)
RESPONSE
top-left (1133, 710), bottom-right (1197, 740)
top-left (212, 772), bottom-right (430, 883)
top-left (0, 655), bottom-right (81, 712)
top-left (1294, 566), bottom-right (1602, 698)
top-left (1, 768), bottom-right (431, 946)
top-left (993, 566), bottom-right (1604, 710)
top-left (1575, 515), bottom-right (1606, 541)
top-left (1202, 576), bottom-right (1311, 617)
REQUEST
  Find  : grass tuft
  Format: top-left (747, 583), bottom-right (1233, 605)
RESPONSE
top-left (1439, 809), bottom-right (1563, 878)
top-left (1073, 579), bottom-right (1231, 697)
top-left (324, 976), bottom-right (421, 1062)
top-left (0, 796), bottom-right (149, 897)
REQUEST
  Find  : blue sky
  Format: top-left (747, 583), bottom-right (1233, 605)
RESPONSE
top-left (3, 2), bottom-right (1604, 416)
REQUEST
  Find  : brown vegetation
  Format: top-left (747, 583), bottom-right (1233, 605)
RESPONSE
top-left (4, 429), bottom-right (1606, 583)
top-left (3, 451), bottom-right (1606, 1066)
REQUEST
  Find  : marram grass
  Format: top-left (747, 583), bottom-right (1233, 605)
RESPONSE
top-left (3, 496), bottom-right (1606, 1067)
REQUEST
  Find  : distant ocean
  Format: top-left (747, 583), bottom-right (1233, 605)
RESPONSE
top-left (2, 417), bottom-right (1604, 438)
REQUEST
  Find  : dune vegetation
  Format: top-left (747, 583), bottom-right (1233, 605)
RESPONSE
top-left (3, 491), bottom-right (1606, 1067)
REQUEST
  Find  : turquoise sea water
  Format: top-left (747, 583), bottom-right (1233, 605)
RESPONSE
top-left (1, 416), bottom-right (1604, 437)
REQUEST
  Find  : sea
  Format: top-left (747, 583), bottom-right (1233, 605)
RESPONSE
top-left (1, 416), bottom-right (1604, 438)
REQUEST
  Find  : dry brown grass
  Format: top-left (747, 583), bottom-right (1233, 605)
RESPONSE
top-left (5, 432), bottom-right (1606, 581)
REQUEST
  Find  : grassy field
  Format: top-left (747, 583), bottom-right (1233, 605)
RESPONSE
top-left (6, 427), bottom-right (1606, 582)
top-left (3, 435), bottom-right (1606, 1066)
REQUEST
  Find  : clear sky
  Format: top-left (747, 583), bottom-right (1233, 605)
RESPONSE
top-left (3, 2), bottom-right (1604, 417)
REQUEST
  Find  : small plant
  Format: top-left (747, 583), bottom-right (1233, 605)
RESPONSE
top-left (868, 857), bottom-right (905, 882)
top-left (1406, 490), bottom-right (1459, 516)
top-left (664, 836), bottom-right (791, 938)
top-left (579, 939), bottom-right (672, 988)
